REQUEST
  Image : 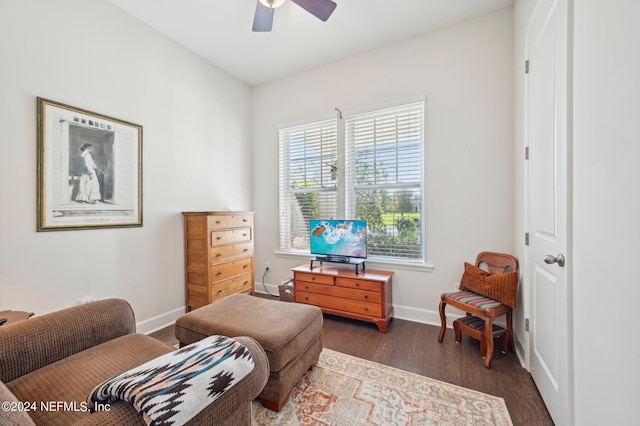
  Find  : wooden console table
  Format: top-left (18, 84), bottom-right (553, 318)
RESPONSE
top-left (292, 264), bottom-right (393, 332)
top-left (0, 310), bottom-right (34, 326)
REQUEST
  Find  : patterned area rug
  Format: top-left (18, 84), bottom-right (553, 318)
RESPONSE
top-left (251, 349), bottom-right (512, 426)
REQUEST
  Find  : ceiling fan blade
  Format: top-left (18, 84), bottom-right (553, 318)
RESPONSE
top-left (252, 1), bottom-right (274, 32)
top-left (291, 0), bottom-right (337, 22)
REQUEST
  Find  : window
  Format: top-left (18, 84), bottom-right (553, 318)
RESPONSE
top-left (279, 101), bottom-right (424, 262)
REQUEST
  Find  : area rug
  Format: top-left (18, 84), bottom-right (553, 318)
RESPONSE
top-left (251, 349), bottom-right (512, 426)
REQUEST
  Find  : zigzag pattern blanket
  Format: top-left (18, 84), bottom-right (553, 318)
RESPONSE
top-left (87, 335), bottom-right (255, 426)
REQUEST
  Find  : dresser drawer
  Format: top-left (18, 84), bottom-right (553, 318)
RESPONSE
top-left (209, 214), bottom-right (253, 230)
top-left (297, 281), bottom-right (382, 304)
top-left (336, 277), bottom-right (381, 292)
top-left (210, 258), bottom-right (252, 284)
top-left (294, 272), bottom-right (334, 285)
top-left (210, 242), bottom-right (254, 263)
top-left (210, 273), bottom-right (253, 301)
top-left (211, 228), bottom-right (252, 246)
top-left (296, 291), bottom-right (382, 317)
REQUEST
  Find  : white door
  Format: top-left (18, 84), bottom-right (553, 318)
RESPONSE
top-left (526, 0), bottom-right (571, 425)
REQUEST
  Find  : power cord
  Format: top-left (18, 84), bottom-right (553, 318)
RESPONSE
top-left (262, 266), bottom-right (279, 297)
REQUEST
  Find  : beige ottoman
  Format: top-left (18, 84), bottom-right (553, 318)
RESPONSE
top-left (175, 294), bottom-right (323, 411)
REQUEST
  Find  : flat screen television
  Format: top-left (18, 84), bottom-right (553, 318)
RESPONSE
top-left (309, 219), bottom-right (367, 259)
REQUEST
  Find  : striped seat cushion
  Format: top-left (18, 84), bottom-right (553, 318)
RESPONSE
top-left (444, 290), bottom-right (504, 310)
top-left (456, 315), bottom-right (506, 335)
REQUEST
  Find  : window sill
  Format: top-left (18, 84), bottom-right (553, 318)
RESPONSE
top-left (273, 251), bottom-right (434, 273)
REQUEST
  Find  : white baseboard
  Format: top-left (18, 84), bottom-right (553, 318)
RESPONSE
top-left (137, 306), bottom-right (185, 335)
top-left (255, 282), bottom-right (281, 297)
top-left (393, 303), bottom-right (466, 328)
top-left (514, 335), bottom-right (527, 368)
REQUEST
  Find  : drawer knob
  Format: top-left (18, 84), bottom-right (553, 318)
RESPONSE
top-left (216, 253), bottom-right (222, 257)
top-left (312, 277), bottom-right (316, 281)
top-left (243, 233), bottom-right (247, 237)
top-left (364, 295), bottom-right (368, 299)
top-left (216, 272), bottom-right (223, 276)
top-left (364, 307), bottom-right (368, 311)
top-left (243, 265), bottom-right (248, 269)
top-left (305, 286), bottom-right (309, 290)
top-left (216, 236), bottom-right (222, 240)
top-left (356, 283), bottom-right (360, 287)
top-left (216, 220), bottom-right (221, 224)
top-left (305, 297), bottom-right (309, 301)
top-left (243, 248), bottom-right (249, 252)
top-left (217, 290), bottom-right (223, 294)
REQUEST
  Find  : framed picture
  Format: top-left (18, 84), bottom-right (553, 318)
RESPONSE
top-left (37, 98), bottom-right (143, 231)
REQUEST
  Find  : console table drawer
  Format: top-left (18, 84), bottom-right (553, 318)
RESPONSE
top-left (336, 277), bottom-right (381, 292)
top-left (297, 281), bottom-right (381, 304)
top-left (294, 272), bottom-right (334, 286)
top-left (296, 291), bottom-right (382, 317)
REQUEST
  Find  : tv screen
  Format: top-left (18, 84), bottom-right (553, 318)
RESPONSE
top-left (309, 219), bottom-right (367, 259)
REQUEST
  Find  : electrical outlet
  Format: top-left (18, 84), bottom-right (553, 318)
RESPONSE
top-left (454, 282), bottom-right (460, 291)
top-left (265, 262), bottom-right (271, 271)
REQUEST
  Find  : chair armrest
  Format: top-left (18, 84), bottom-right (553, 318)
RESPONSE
top-left (0, 380), bottom-right (37, 426)
top-left (187, 336), bottom-right (269, 426)
top-left (69, 336), bottom-right (269, 426)
top-left (0, 299), bottom-right (136, 383)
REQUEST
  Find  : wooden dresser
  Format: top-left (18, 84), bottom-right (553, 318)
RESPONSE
top-left (182, 211), bottom-right (254, 312)
top-left (292, 264), bottom-right (394, 332)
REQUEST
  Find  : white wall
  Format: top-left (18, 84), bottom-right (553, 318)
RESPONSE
top-left (0, 0), bottom-right (253, 332)
top-left (514, 0), bottom-right (640, 424)
top-left (252, 9), bottom-right (514, 325)
top-left (572, 0), bottom-right (640, 424)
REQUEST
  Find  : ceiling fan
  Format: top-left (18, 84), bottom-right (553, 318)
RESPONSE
top-left (252, 0), bottom-right (337, 32)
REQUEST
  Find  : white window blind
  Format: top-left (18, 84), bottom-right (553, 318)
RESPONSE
top-left (278, 100), bottom-right (424, 261)
top-left (279, 119), bottom-right (338, 252)
top-left (345, 101), bottom-right (424, 260)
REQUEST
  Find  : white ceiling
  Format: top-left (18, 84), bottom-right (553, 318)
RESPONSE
top-left (108, 0), bottom-right (514, 86)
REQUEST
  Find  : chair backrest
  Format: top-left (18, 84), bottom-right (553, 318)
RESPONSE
top-left (476, 251), bottom-right (518, 274)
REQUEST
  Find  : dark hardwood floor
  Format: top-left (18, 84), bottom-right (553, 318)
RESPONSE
top-left (149, 303), bottom-right (553, 426)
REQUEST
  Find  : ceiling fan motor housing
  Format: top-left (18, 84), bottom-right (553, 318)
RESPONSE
top-left (253, 0), bottom-right (337, 32)
top-left (259, 0), bottom-right (287, 8)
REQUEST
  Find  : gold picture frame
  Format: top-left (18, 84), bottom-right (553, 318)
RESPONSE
top-left (37, 98), bottom-right (143, 231)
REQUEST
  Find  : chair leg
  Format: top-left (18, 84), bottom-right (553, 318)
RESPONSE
top-left (506, 309), bottom-right (515, 352)
top-left (453, 320), bottom-right (461, 344)
top-left (483, 317), bottom-right (495, 369)
top-left (500, 331), bottom-right (510, 354)
top-left (437, 300), bottom-right (447, 342)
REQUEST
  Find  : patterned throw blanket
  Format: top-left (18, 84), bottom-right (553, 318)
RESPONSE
top-left (87, 335), bottom-right (255, 426)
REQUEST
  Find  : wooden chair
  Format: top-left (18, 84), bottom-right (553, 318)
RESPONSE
top-left (437, 252), bottom-right (518, 368)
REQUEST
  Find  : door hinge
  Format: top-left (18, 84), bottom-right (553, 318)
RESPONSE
top-left (525, 318), bottom-right (530, 331)
top-left (525, 233), bottom-right (529, 246)
top-left (525, 60), bottom-right (529, 74)
top-left (525, 146), bottom-right (529, 160)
